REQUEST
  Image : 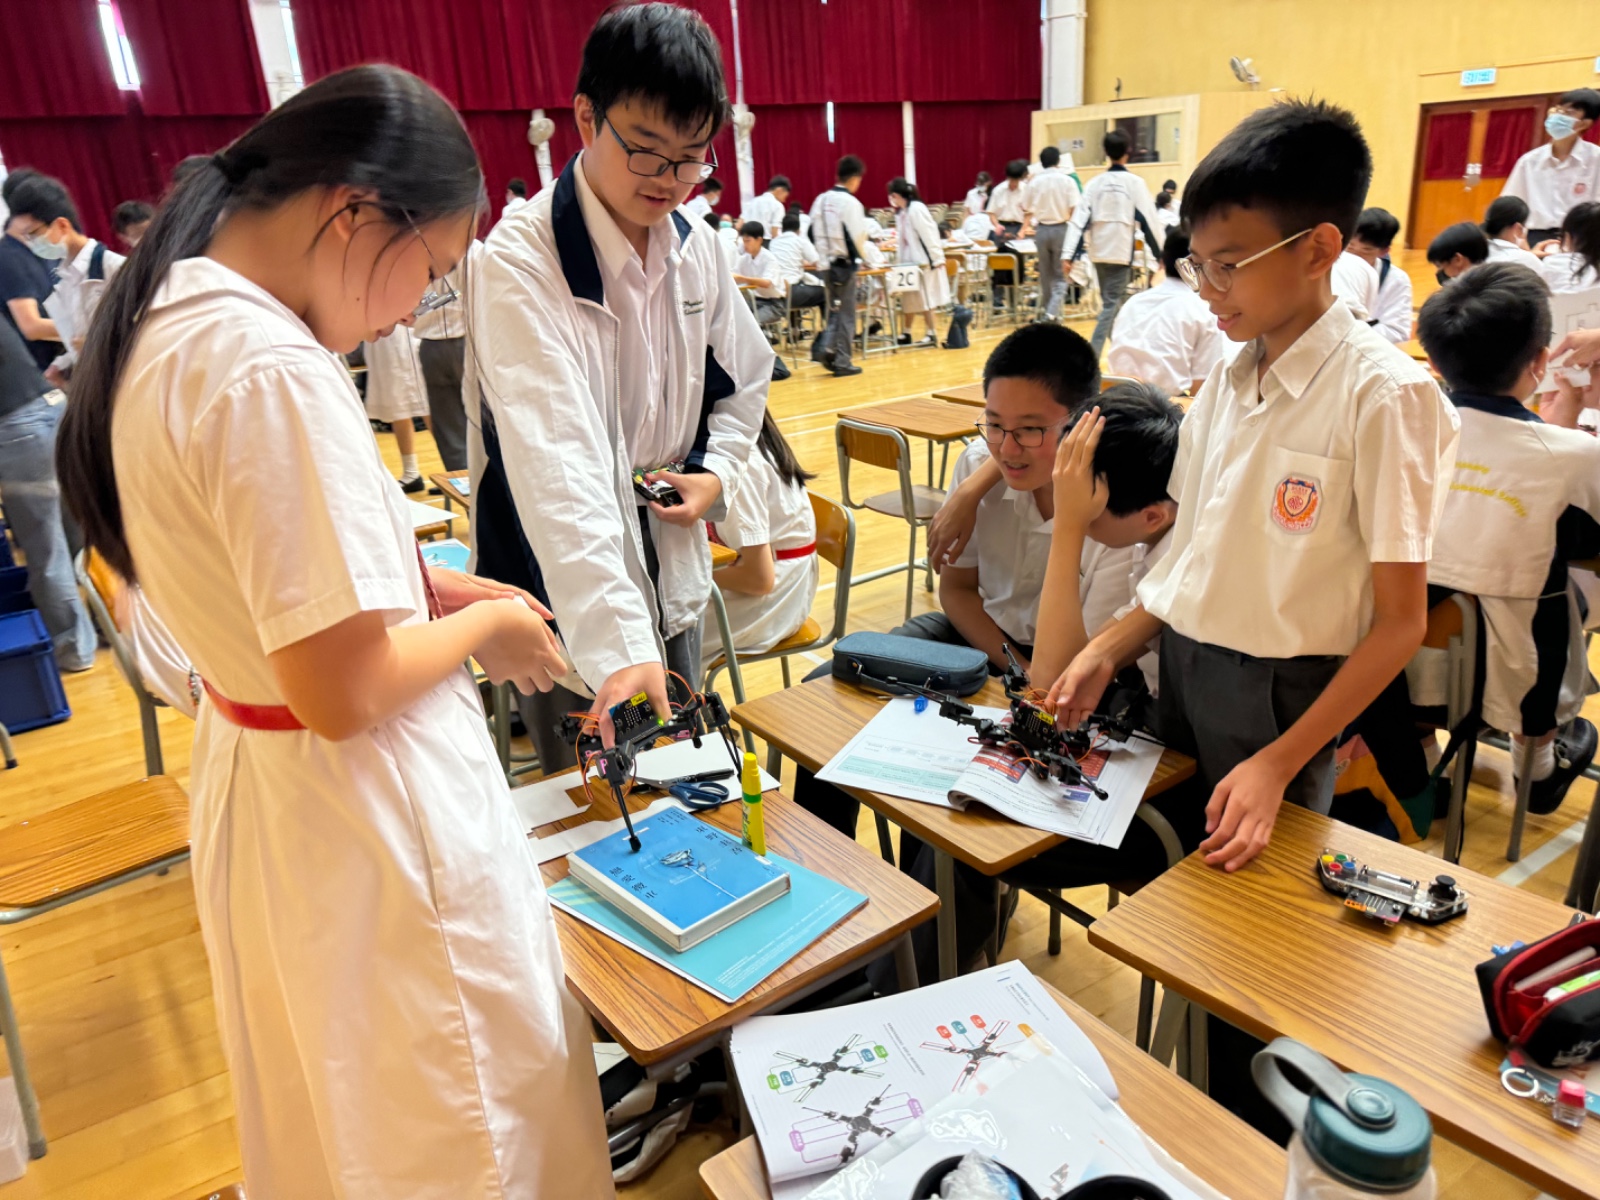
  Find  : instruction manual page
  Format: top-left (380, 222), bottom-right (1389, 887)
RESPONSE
top-left (729, 962), bottom-right (1115, 1187)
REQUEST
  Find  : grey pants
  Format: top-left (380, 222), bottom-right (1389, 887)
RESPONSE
top-left (823, 260), bottom-right (858, 370)
top-left (1033, 223), bottom-right (1068, 319)
top-left (418, 336), bottom-right (467, 473)
top-left (1090, 262), bottom-right (1133, 356)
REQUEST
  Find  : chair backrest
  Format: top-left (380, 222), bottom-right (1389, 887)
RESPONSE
top-left (1100, 374), bottom-right (1142, 391)
top-left (807, 490), bottom-right (857, 643)
top-left (84, 549), bottom-right (125, 632)
top-left (1423, 592), bottom-right (1470, 650)
top-left (835, 417), bottom-right (917, 522)
top-left (989, 254), bottom-right (1018, 272)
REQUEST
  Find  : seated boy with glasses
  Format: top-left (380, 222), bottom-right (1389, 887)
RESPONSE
top-left (1051, 99), bottom-right (1458, 876)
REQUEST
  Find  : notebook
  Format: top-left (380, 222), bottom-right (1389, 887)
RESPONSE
top-left (565, 806), bottom-right (790, 951)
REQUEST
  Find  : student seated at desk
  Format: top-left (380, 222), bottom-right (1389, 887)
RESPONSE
top-left (1483, 195), bottom-right (1543, 272)
top-left (960, 209), bottom-right (995, 243)
top-left (1052, 99), bottom-right (1457, 874)
top-left (1537, 200), bottom-right (1600, 293)
top-left (1427, 221), bottom-right (1488, 283)
top-left (1417, 263), bottom-right (1600, 812)
top-left (699, 413), bottom-right (819, 669)
top-left (1105, 228), bottom-right (1231, 397)
top-left (732, 221), bottom-right (786, 326)
top-left (765, 212), bottom-right (826, 320)
top-left (1346, 207), bottom-right (1412, 344)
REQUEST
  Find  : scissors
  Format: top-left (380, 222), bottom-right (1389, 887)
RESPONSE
top-left (634, 769), bottom-right (736, 810)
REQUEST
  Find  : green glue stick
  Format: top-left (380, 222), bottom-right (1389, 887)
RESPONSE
top-left (1544, 968), bottom-right (1600, 1003)
top-left (741, 751), bottom-right (767, 856)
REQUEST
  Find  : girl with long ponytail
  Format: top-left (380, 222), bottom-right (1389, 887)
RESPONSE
top-left (57, 65), bottom-right (614, 1197)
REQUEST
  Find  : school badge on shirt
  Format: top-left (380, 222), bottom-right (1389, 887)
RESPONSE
top-left (1272, 475), bottom-right (1321, 533)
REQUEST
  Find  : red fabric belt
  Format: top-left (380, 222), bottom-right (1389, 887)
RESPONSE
top-left (774, 543), bottom-right (817, 560)
top-left (202, 680), bottom-right (306, 731)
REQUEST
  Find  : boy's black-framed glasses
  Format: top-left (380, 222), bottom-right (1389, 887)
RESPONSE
top-left (1177, 228), bottom-right (1311, 294)
top-left (973, 419), bottom-right (1069, 448)
top-left (604, 116), bottom-right (717, 185)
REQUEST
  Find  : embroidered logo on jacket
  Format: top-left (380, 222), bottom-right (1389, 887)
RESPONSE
top-left (1271, 475), bottom-right (1321, 533)
top-left (682, 298), bottom-right (705, 316)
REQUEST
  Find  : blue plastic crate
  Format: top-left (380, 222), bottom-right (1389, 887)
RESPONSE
top-left (0, 528), bottom-right (13, 568)
top-left (0, 565), bottom-right (32, 614)
top-left (0, 609), bottom-right (70, 733)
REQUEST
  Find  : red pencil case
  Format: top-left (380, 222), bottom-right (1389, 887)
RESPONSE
top-left (1477, 917), bottom-right (1600, 1069)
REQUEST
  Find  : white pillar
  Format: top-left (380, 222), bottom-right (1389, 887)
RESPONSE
top-left (729, 0), bottom-right (757, 209)
top-left (532, 109), bottom-right (554, 189)
top-left (901, 100), bottom-right (916, 184)
top-left (246, 0), bottom-right (302, 107)
top-left (1042, 0), bottom-right (1086, 111)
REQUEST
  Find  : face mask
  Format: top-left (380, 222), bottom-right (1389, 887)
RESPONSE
top-left (720, 219), bottom-right (732, 229)
top-left (1435, 267), bottom-right (1451, 286)
top-left (26, 232), bottom-right (66, 261)
top-left (1546, 112), bottom-right (1579, 141)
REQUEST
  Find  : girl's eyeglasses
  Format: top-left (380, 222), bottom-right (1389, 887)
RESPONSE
top-left (413, 278), bottom-right (459, 319)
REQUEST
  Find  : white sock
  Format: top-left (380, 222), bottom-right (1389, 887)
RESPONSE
top-left (1511, 735), bottom-right (1556, 782)
top-left (400, 454), bottom-right (419, 481)
top-left (1421, 732), bottom-right (1442, 772)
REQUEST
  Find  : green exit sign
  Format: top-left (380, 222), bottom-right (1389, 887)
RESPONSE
top-left (1461, 68), bottom-right (1497, 87)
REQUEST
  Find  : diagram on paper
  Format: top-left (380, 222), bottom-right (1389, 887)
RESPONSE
top-left (919, 1014), bottom-right (1030, 1093)
top-left (766, 1034), bottom-right (889, 1102)
top-left (789, 1086), bottom-right (924, 1166)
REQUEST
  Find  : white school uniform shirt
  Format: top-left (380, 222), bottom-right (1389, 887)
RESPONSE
top-left (1022, 167), bottom-right (1080, 226)
top-left (471, 154), bottom-right (770, 689)
top-left (685, 193), bottom-right (715, 222)
top-left (1428, 394), bottom-right (1600, 732)
top-left (43, 237), bottom-right (124, 367)
top-left (948, 440), bottom-right (1134, 646)
top-left (1113, 528), bottom-right (1174, 697)
top-left (1154, 207), bottom-right (1181, 233)
top-left (1137, 301), bottom-right (1460, 659)
top-left (1068, 166), bottom-right (1162, 264)
top-left (1487, 238), bottom-right (1544, 273)
top-left (769, 230), bottom-right (822, 285)
top-left (986, 181), bottom-right (1027, 226)
top-left (1538, 251), bottom-right (1600, 293)
top-left (1330, 251), bottom-right (1380, 323)
top-left (110, 256), bottom-right (611, 1199)
top-left (1370, 257), bottom-right (1413, 344)
top-left (360, 322), bottom-right (429, 422)
top-left (964, 186), bottom-right (989, 216)
top-left (735, 246), bottom-right (785, 298)
top-left (501, 194), bottom-right (528, 220)
top-left (962, 212), bottom-right (996, 241)
top-left (698, 452), bottom-right (820, 667)
top-left (895, 200), bottom-right (951, 309)
top-left (1502, 140), bottom-right (1600, 230)
top-left (809, 187), bottom-right (884, 266)
top-left (743, 190), bottom-right (786, 237)
top-left (1106, 277), bottom-right (1229, 396)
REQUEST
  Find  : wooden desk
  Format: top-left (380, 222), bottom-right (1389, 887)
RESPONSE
top-left (733, 676), bottom-right (1195, 979)
top-left (845, 397), bottom-right (979, 488)
top-left (1400, 338), bottom-right (1428, 361)
top-left (698, 980), bottom-right (1285, 1200)
top-left (711, 542), bottom-right (738, 569)
top-left (930, 382), bottom-right (985, 408)
top-left (1089, 803), bottom-right (1594, 1200)
top-left (430, 470), bottom-right (472, 514)
top-left (535, 772), bottom-right (937, 1069)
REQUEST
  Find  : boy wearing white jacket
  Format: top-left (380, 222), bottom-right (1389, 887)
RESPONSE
top-left (471, 3), bottom-right (771, 766)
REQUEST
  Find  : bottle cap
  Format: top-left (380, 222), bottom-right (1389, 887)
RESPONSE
top-left (1558, 1080), bottom-right (1588, 1106)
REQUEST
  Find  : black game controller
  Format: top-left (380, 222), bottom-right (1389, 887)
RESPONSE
top-left (633, 478), bottom-right (683, 507)
top-left (1316, 850), bottom-right (1468, 926)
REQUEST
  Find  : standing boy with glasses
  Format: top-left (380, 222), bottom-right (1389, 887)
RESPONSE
top-left (1053, 100), bottom-right (1458, 875)
top-left (471, 3), bottom-right (770, 766)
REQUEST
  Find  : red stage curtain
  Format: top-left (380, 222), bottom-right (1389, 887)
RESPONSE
top-left (461, 109), bottom-right (580, 206)
top-left (913, 100), bottom-right (1036, 207)
top-left (1482, 107), bottom-right (1537, 179)
top-left (0, 0), bottom-right (125, 117)
top-left (738, 1), bottom-right (830, 106)
top-left (119, 0), bottom-right (268, 115)
top-left (1421, 112), bottom-right (1472, 182)
top-left (750, 105), bottom-right (832, 208)
top-left (900, 0), bottom-right (1041, 102)
top-left (832, 103), bottom-right (905, 204)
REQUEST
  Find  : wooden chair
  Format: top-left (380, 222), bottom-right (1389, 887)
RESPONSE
top-left (0, 724), bottom-right (13, 770)
top-left (835, 419), bottom-right (944, 622)
top-left (0, 776), bottom-right (190, 1158)
top-left (1101, 374), bottom-right (1142, 391)
top-left (75, 550), bottom-right (167, 777)
top-left (1424, 593), bottom-right (1480, 864)
top-left (987, 253), bottom-right (1019, 324)
top-left (704, 491), bottom-right (857, 737)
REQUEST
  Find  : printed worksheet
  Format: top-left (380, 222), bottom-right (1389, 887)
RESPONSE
top-left (813, 699), bottom-right (1006, 806)
top-left (729, 963), bottom-right (1115, 1186)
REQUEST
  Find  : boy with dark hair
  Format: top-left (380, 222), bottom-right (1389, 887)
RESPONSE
top-left (686, 174), bottom-right (723, 222)
top-left (471, 2), bottom-right (770, 766)
top-left (1418, 262), bottom-right (1600, 810)
top-left (743, 173), bottom-right (791, 238)
top-left (112, 199), bottom-right (153, 249)
top-left (5, 173), bottom-right (124, 374)
top-left (1107, 227), bottom-right (1230, 396)
top-left (1021, 144), bottom-right (1080, 321)
top-left (1483, 194), bottom-right (1542, 270)
top-left (732, 219), bottom-right (785, 324)
top-left (1055, 97), bottom-right (1457, 869)
top-left (502, 177), bottom-right (529, 219)
top-left (808, 154), bottom-right (881, 377)
top-left (1069, 128), bottom-right (1162, 354)
top-left (1504, 88), bottom-right (1600, 245)
top-left (0, 169), bottom-right (63, 373)
top-left (1347, 206), bottom-right (1411, 343)
top-left (1427, 220), bottom-right (1489, 281)
top-left (768, 209), bottom-right (825, 315)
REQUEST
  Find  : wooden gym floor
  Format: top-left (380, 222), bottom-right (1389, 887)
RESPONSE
top-left (0, 258), bottom-right (1579, 1199)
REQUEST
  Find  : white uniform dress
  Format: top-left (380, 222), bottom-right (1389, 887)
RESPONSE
top-left (699, 452), bottom-right (820, 668)
top-left (894, 199), bottom-right (949, 314)
top-left (111, 258), bottom-right (612, 1199)
top-left (361, 322), bottom-right (430, 422)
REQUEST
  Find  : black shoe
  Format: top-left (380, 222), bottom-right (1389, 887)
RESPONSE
top-left (896, 332), bottom-right (912, 345)
top-left (810, 344), bottom-right (835, 368)
top-left (399, 475), bottom-right (426, 494)
top-left (1528, 718), bottom-right (1598, 815)
top-left (832, 364), bottom-right (863, 377)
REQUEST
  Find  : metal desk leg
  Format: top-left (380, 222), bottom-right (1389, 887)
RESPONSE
top-left (934, 850), bottom-right (958, 981)
top-left (0, 723), bottom-right (14, 770)
top-left (492, 682), bottom-right (511, 777)
top-left (892, 931), bottom-right (920, 992)
top-left (1185, 1003), bottom-right (1210, 1093)
top-left (874, 812), bottom-right (895, 865)
top-left (1149, 989), bottom-right (1189, 1071)
top-left (0, 954), bottom-right (44, 1157)
top-left (1135, 977), bottom-right (1156, 1052)
top-left (1565, 782), bottom-right (1600, 912)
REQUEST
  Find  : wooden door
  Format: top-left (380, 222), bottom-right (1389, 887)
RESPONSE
top-left (1407, 97), bottom-right (1544, 249)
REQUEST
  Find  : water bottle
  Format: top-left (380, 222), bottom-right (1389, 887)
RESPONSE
top-left (1253, 1039), bottom-right (1436, 1200)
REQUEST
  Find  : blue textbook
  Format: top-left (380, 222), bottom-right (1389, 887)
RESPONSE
top-left (419, 538), bottom-right (470, 573)
top-left (565, 806), bottom-right (790, 950)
